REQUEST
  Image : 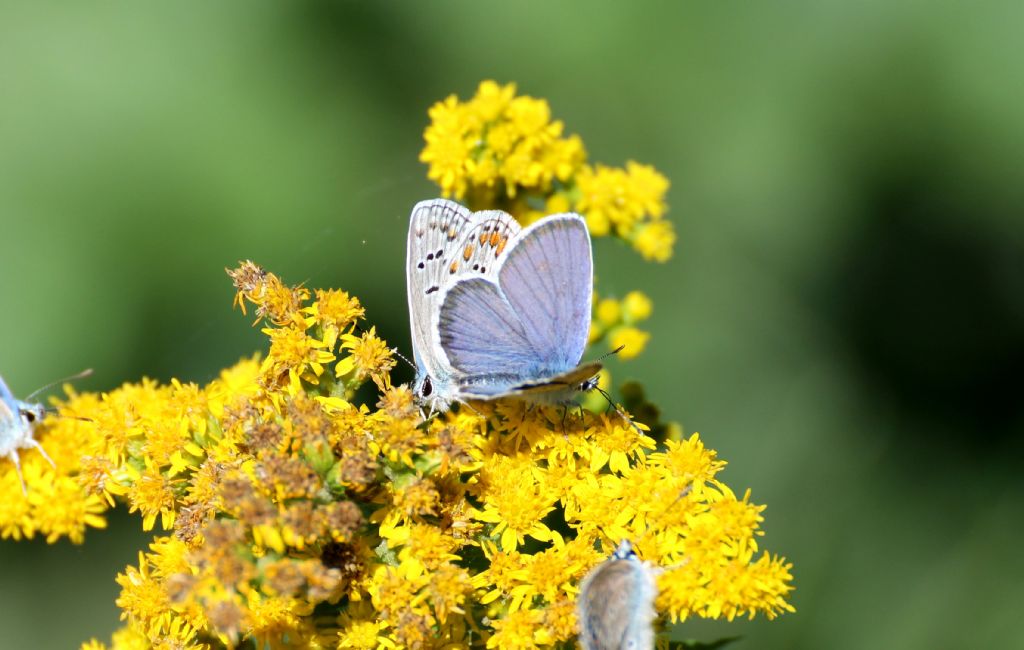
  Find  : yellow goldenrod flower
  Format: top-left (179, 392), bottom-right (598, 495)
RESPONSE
top-left (339, 326), bottom-right (396, 392)
top-left (19, 84), bottom-right (788, 650)
top-left (37, 261), bottom-right (790, 649)
top-left (227, 260), bottom-right (309, 326)
top-left (633, 218), bottom-right (677, 263)
top-left (27, 475), bottom-right (108, 543)
top-left (421, 94), bottom-right (475, 200)
top-left (0, 388), bottom-right (117, 542)
top-left (80, 626), bottom-right (149, 650)
top-left (304, 288), bottom-right (364, 350)
top-left (595, 297), bottom-right (622, 327)
top-left (486, 607), bottom-right (549, 650)
top-left (625, 161), bottom-right (671, 219)
top-left (476, 456), bottom-right (558, 552)
top-left (419, 80), bottom-right (670, 369)
top-left (608, 325), bottom-right (652, 360)
top-left (338, 600), bottom-right (396, 649)
top-left (262, 326), bottom-right (335, 393)
top-left (421, 81), bottom-right (672, 263)
top-left (622, 290), bottom-right (654, 323)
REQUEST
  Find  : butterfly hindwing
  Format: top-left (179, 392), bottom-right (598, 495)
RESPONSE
top-left (407, 199), bottom-right (474, 379)
top-left (437, 277), bottom-right (542, 387)
top-left (452, 210), bottom-right (521, 283)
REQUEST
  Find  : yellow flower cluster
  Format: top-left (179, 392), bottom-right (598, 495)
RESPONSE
top-left (591, 290), bottom-right (654, 360)
top-left (0, 391), bottom-right (107, 543)
top-left (0, 261), bottom-right (792, 649)
top-left (421, 80), bottom-right (675, 263)
top-left (421, 80), bottom-right (672, 360)
top-left (2, 84), bottom-right (792, 649)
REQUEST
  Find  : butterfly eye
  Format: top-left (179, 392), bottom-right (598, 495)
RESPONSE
top-left (23, 410), bottom-right (37, 423)
top-left (421, 376), bottom-right (433, 398)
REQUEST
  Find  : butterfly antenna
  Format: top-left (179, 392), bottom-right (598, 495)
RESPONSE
top-left (346, 321), bottom-right (416, 372)
top-left (25, 368), bottom-right (93, 401)
top-left (43, 408), bottom-right (94, 423)
top-left (593, 384), bottom-right (617, 413)
top-left (583, 346), bottom-right (628, 416)
top-left (597, 344), bottom-right (626, 362)
top-left (391, 347), bottom-right (417, 371)
top-left (590, 381), bottom-right (632, 423)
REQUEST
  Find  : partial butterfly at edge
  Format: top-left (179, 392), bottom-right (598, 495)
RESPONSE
top-left (0, 373), bottom-right (54, 494)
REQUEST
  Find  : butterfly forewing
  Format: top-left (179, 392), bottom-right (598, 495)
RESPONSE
top-left (497, 215), bottom-right (592, 372)
top-left (407, 200), bottom-right (522, 383)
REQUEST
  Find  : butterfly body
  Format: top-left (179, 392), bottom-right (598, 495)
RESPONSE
top-left (406, 199), bottom-right (599, 411)
top-left (577, 540), bottom-right (659, 650)
top-left (0, 374), bottom-right (53, 494)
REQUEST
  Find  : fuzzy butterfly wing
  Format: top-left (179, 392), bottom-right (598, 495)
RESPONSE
top-left (407, 199), bottom-right (475, 380)
top-left (407, 200), bottom-right (523, 407)
top-left (577, 556), bottom-right (657, 650)
top-left (0, 375), bottom-right (17, 430)
top-left (0, 374), bottom-right (28, 492)
top-left (497, 214), bottom-right (593, 371)
top-left (437, 214), bottom-right (594, 396)
top-left (450, 210), bottom-right (522, 284)
top-left (435, 276), bottom-right (536, 392)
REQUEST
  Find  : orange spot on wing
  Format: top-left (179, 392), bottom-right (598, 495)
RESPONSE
top-left (463, 245), bottom-right (474, 261)
top-left (449, 261), bottom-right (458, 274)
top-left (496, 237), bottom-right (507, 256)
top-left (489, 231), bottom-right (500, 247)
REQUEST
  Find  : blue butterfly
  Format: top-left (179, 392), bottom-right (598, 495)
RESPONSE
top-left (406, 199), bottom-right (600, 412)
top-left (0, 373), bottom-right (55, 494)
top-left (577, 539), bottom-right (659, 650)
top-left (0, 369), bottom-right (91, 494)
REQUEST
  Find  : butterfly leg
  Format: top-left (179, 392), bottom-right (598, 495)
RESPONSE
top-left (6, 449), bottom-right (27, 495)
top-left (26, 438), bottom-right (55, 468)
top-left (459, 399), bottom-right (483, 417)
top-left (591, 385), bottom-right (645, 435)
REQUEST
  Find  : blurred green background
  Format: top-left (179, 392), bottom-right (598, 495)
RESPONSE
top-left (2, 2), bottom-right (1022, 648)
